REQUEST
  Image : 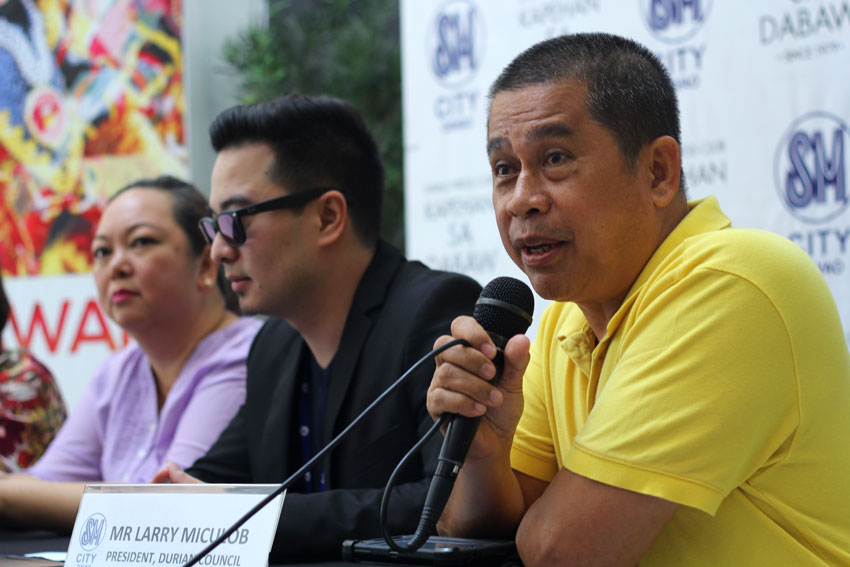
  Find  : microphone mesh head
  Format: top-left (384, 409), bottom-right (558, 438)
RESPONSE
top-left (473, 277), bottom-right (534, 339)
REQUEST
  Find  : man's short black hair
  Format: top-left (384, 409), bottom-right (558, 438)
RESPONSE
top-left (489, 32), bottom-right (685, 192)
top-left (209, 95), bottom-right (384, 246)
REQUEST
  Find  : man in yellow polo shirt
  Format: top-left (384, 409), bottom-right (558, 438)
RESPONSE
top-left (426, 32), bottom-right (850, 566)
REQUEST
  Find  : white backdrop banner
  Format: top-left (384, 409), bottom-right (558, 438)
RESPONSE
top-left (401, 0), bottom-right (850, 344)
top-left (2, 274), bottom-right (127, 411)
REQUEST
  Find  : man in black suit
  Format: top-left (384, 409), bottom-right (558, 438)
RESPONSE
top-left (152, 95), bottom-right (481, 562)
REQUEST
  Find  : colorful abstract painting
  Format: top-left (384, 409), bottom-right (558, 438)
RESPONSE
top-left (0, 0), bottom-right (185, 275)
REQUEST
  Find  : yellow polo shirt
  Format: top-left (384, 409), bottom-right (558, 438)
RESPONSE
top-left (511, 197), bottom-right (850, 566)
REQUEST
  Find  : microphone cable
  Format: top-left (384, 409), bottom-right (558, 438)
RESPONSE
top-left (379, 413), bottom-right (448, 553)
top-left (180, 337), bottom-right (469, 567)
top-left (379, 276), bottom-right (534, 553)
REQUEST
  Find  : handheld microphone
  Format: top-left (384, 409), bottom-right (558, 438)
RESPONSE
top-left (404, 276), bottom-right (534, 550)
top-left (180, 337), bottom-right (473, 567)
top-left (181, 276), bottom-right (532, 566)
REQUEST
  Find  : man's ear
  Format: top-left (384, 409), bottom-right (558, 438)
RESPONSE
top-left (647, 135), bottom-right (682, 208)
top-left (316, 190), bottom-right (348, 247)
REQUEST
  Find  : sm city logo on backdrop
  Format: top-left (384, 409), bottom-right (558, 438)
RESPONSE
top-left (640, 0), bottom-right (712, 89)
top-left (427, 0), bottom-right (485, 131)
top-left (775, 111), bottom-right (850, 274)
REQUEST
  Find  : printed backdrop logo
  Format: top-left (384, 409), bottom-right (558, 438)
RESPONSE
top-left (775, 111), bottom-right (849, 224)
top-left (79, 513), bottom-right (106, 551)
top-left (516, 0), bottom-right (602, 38)
top-left (640, 0), bottom-right (712, 90)
top-left (758, 2), bottom-right (849, 63)
top-left (640, 0), bottom-right (713, 43)
top-left (426, 0), bottom-right (485, 131)
top-left (428, 0), bottom-right (485, 88)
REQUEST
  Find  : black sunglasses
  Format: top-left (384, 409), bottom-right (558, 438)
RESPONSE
top-left (198, 187), bottom-right (335, 247)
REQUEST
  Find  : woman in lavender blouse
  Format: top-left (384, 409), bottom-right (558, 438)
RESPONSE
top-left (0, 176), bottom-right (261, 531)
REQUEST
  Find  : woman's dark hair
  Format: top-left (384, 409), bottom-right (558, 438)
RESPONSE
top-left (110, 176), bottom-right (240, 313)
top-left (0, 270), bottom-right (9, 336)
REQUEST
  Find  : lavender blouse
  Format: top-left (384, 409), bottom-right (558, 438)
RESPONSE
top-left (28, 317), bottom-right (262, 483)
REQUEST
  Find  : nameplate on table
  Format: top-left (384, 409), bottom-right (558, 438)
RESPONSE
top-left (65, 484), bottom-right (285, 567)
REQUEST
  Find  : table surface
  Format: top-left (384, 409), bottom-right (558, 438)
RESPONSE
top-left (0, 531), bottom-right (67, 556)
top-left (0, 530), bottom-right (348, 566)
top-left (0, 530), bottom-right (523, 567)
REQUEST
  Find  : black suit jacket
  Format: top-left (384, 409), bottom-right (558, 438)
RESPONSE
top-left (187, 241), bottom-right (482, 562)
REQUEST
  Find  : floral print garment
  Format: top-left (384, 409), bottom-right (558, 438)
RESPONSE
top-left (0, 349), bottom-right (66, 472)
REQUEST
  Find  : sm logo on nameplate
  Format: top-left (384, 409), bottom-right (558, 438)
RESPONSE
top-left (65, 484), bottom-right (284, 567)
top-left (79, 513), bottom-right (107, 552)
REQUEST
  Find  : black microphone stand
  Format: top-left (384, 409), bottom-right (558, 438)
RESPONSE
top-left (180, 338), bottom-right (469, 567)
